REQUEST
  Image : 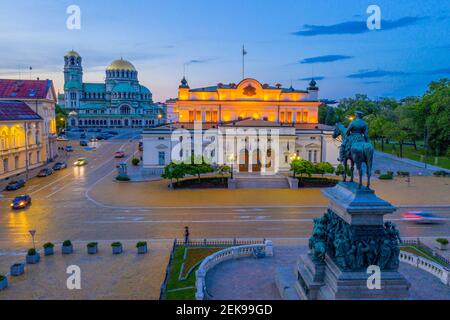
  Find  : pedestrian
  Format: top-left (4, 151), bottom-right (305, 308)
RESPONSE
top-left (184, 226), bottom-right (190, 244)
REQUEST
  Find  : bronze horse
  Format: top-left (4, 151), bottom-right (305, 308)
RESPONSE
top-left (333, 123), bottom-right (374, 189)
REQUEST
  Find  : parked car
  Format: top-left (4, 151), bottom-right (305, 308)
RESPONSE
top-left (87, 129), bottom-right (96, 132)
top-left (114, 151), bottom-right (125, 158)
top-left (37, 168), bottom-right (54, 177)
top-left (80, 133), bottom-right (87, 139)
top-left (80, 140), bottom-right (88, 147)
top-left (56, 136), bottom-right (69, 141)
top-left (65, 145), bottom-right (74, 152)
top-left (53, 162), bottom-right (67, 170)
top-left (74, 157), bottom-right (88, 167)
top-left (138, 142), bottom-right (143, 151)
top-left (5, 180), bottom-right (25, 191)
top-left (10, 195), bottom-right (32, 210)
top-left (401, 211), bottom-right (446, 224)
top-left (107, 131), bottom-right (118, 135)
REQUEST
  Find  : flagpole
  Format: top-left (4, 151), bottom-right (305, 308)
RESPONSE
top-left (242, 45), bottom-right (244, 80)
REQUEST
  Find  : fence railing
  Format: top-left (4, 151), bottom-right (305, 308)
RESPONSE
top-left (402, 238), bottom-right (450, 267)
top-left (175, 238), bottom-right (265, 248)
top-left (195, 240), bottom-right (273, 300)
top-left (159, 239), bottom-right (177, 300)
top-left (399, 251), bottom-right (449, 286)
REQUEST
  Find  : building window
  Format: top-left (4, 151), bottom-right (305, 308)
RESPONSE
top-left (313, 150), bottom-right (318, 163)
top-left (308, 150), bottom-right (312, 162)
top-left (14, 156), bottom-right (19, 169)
top-left (158, 152), bottom-right (165, 166)
top-left (37, 151), bottom-right (40, 163)
top-left (3, 158), bottom-right (8, 173)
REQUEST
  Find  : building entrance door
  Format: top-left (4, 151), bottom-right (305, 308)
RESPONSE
top-left (239, 150), bottom-right (249, 172)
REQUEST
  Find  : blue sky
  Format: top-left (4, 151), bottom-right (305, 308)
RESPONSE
top-left (0, 0), bottom-right (448, 101)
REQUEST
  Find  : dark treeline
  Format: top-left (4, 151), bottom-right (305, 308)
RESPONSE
top-left (319, 78), bottom-right (450, 157)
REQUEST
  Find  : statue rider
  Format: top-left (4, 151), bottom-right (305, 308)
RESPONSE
top-left (338, 111), bottom-right (369, 162)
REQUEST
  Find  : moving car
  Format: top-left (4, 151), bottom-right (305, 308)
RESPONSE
top-left (114, 151), bottom-right (125, 158)
top-left (37, 168), bottom-right (54, 177)
top-left (10, 195), bottom-right (32, 210)
top-left (65, 145), bottom-right (74, 152)
top-left (5, 180), bottom-right (26, 191)
top-left (74, 157), bottom-right (88, 167)
top-left (401, 211), bottom-right (446, 224)
top-left (53, 162), bottom-right (67, 170)
top-left (80, 140), bottom-right (88, 147)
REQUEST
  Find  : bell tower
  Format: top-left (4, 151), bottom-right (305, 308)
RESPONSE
top-left (63, 50), bottom-right (83, 110)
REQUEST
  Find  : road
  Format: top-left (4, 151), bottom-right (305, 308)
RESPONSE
top-left (0, 138), bottom-right (449, 251)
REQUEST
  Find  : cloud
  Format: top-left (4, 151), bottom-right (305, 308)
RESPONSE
top-left (185, 58), bottom-right (217, 65)
top-left (347, 69), bottom-right (409, 79)
top-left (292, 16), bottom-right (427, 36)
top-left (300, 55), bottom-right (352, 64)
top-left (299, 76), bottom-right (325, 81)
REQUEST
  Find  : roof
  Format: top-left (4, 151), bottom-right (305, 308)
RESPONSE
top-left (0, 79), bottom-right (53, 100)
top-left (111, 83), bottom-right (139, 93)
top-left (78, 103), bottom-right (106, 110)
top-left (83, 83), bottom-right (105, 93)
top-left (65, 80), bottom-right (82, 91)
top-left (0, 100), bottom-right (42, 121)
top-left (107, 59), bottom-right (136, 71)
top-left (65, 50), bottom-right (80, 57)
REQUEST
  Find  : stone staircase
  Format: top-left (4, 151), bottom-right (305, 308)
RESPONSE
top-left (234, 174), bottom-right (290, 189)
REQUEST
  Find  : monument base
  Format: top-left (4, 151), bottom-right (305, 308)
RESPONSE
top-left (316, 255), bottom-right (410, 300)
top-left (294, 254), bottom-right (325, 300)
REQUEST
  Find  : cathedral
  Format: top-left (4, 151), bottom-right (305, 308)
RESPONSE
top-left (63, 50), bottom-right (164, 129)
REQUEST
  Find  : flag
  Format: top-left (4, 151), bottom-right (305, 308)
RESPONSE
top-left (242, 46), bottom-right (247, 56)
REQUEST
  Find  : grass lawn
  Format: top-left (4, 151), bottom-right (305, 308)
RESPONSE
top-left (375, 142), bottom-right (450, 170)
top-left (163, 246), bottom-right (227, 300)
top-left (400, 244), bottom-right (449, 267)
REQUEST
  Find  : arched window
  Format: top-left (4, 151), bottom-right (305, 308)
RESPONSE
top-left (120, 105), bottom-right (131, 115)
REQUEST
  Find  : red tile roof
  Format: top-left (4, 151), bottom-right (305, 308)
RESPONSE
top-left (0, 79), bottom-right (52, 100)
top-left (0, 100), bottom-right (42, 121)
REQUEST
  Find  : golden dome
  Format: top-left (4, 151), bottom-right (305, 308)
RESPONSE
top-left (65, 50), bottom-right (80, 57)
top-left (106, 58), bottom-right (136, 71)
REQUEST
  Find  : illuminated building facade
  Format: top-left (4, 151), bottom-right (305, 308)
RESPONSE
top-left (142, 78), bottom-right (340, 174)
top-left (0, 101), bottom-right (47, 181)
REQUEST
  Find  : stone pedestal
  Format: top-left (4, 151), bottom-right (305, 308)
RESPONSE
top-left (294, 182), bottom-right (410, 300)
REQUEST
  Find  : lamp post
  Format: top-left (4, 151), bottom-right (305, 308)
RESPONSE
top-left (228, 153), bottom-right (236, 180)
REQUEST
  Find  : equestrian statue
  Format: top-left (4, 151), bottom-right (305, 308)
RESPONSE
top-left (333, 111), bottom-right (374, 189)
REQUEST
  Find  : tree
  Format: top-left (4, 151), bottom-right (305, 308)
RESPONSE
top-left (55, 104), bottom-right (68, 132)
top-left (185, 156), bottom-right (214, 182)
top-left (217, 165), bottom-right (231, 176)
top-left (161, 162), bottom-right (187, 187)
top-left (319, 105), bottom-right (337, 126)
top-left (291, 159), bottom-right (314, 178)
top-left (415, 79), bottom-right (450, 156)
top-left (314, 162), bottom-right (335, 177)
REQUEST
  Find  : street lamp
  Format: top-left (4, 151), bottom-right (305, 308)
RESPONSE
top-left (290, 154), bottom-right (301, 178)
top-left (228, 153), bottom-right (236, 179)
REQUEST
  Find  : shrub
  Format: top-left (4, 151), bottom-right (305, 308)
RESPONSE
top-left (0, 275), bottom-right (5, 281)
top-left (433, 170), bottom-right (449, 177)
top-left (379, 173), bottom-right (394, 180)
top-left (436, 238), bottom-right (449, 245)
top-left (43, 242), bottom-right (54, 249)
top-left (116, 175), bottom-right (130, 181)
top-left (27, 248), bottom-right (37, 256)
top-left (136, 241), bottom-right (147, 248)
top-left (62, 240), bottom-right (72, 247)
top-left (87, 242), bottom-right (98, 248)
top-left (111, 242), bottom-right (122, 247)
top-left (132, 158), bottom-right (140, 166)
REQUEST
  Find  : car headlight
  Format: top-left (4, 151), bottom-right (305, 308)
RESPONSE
top-left (19, 202), bottom-right (25, 206)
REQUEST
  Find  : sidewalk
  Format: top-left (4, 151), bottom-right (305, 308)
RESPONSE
top-left (375, 151), bottom-right (449, 175)
top-left (89, 173), bottom-right (450, 208)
